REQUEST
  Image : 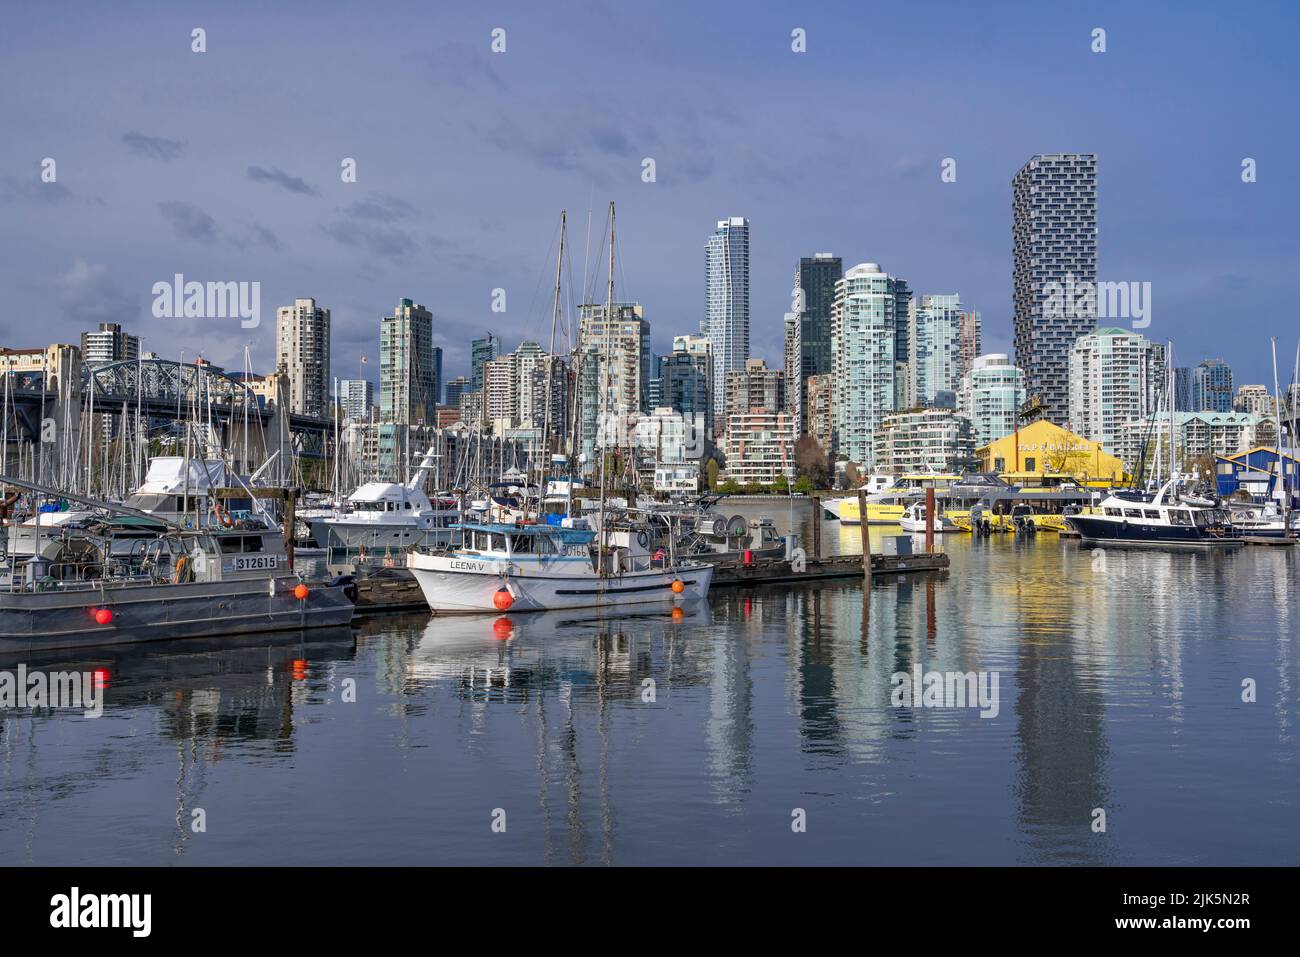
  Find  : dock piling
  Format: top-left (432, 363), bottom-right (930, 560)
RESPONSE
top-left (858, 489), bottom-right (872, 585)
top-left (925, 486), bottom-right (935, 553)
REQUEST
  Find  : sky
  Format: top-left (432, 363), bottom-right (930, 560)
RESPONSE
top-left (3, 0), bottom-right (1299, 390)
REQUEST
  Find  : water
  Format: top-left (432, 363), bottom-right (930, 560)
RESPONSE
top-left (2, 502), bottom-right (1297, 865)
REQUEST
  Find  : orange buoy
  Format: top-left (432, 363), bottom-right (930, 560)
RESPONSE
top-left (94, 608), bottom-right (113, 625)
top-left (671, 579), bottom-right (685, 594)
top-left (492, 617), bottom-right (514, 640)
top-left (493, 587), bottom-right (514, 610)
top-left (293, 583), bottom-right (309, 600)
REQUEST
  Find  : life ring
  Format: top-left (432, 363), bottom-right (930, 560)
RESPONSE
top-left (214, 504), bottom-right (234, 528)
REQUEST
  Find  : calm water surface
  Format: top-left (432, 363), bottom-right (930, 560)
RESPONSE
top-left (2, 503), bottom-right (1297, 865)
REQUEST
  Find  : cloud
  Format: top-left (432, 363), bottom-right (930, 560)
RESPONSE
top-left (250, 224), bottom-right (283, 252)
top-left (121, 131), bottom-right (188, 161)
top-left (338, 193), bottom-right (419, 223)
top-left (322, 192), bottom-right (424, 259)
top-left (246, 165), bottom-right (319, 196)
top-left (56, 259), bottom-right (139, 327)
top-left (158, 200), bottom-right (218, 242)
top-left (0, 175), bottom-right (103, 206)
top-left (425, 41), bottom-right (506, 91)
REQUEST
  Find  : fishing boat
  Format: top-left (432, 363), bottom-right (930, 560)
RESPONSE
top-left (1064, 478), bottom-right (1243, 549)
top-left (677, 513), bottom-right (787, 563)
top-left (0, 523), bottom-right (355, 651)
top-left (406, 521), bottom-right (712, 614)
top-left (307, 446), bottom-right (459, 549)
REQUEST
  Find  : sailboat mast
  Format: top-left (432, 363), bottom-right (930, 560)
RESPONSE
top-left (596, 201), bottom-right (614, 576)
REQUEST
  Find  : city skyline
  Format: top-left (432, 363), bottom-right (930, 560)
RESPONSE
top-left (3, 2), bottom-right (1298, 390)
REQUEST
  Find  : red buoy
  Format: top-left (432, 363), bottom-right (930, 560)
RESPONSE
top-left (294, 583), bottom-right (309, 600)
top-left (94, 608), bottom-right (113, 625)
top-left (743, 549), bottom-right (754, 566)
top-left (493, 587), bottom-right (514, 610)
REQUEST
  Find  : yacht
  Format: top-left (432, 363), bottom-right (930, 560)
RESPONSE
top-left (307, 446), bottom-right (460, 549)
top-left (406, 520), bottom-right (713, 614)
top-left (1064, 478), bottom-right (1242, 549)
top-left (822, 475), bottom-right (896, 522)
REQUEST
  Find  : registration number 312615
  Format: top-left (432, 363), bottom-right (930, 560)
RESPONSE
top-left (233, 556), bottom-right (278, 571)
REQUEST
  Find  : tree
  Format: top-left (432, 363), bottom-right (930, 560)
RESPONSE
top-left (794, 435), bottom-right (831, 488)
top-left (794, 475), bottom-right (814, 494)
top-left (843, 462), bottom-right (861, 489)
top-left (773, 473), bottom-right (789, 493)
top-left (719, 478), bottom-right (740, 494)
top-left (706, 459), bottom-right (721, 491)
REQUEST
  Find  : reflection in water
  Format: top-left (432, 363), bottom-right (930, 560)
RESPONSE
top-left (1, 503), bottom-right (1297, 866)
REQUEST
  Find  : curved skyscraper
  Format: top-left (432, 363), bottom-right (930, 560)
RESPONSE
top-left (705, 217), bottom-right (749, 421)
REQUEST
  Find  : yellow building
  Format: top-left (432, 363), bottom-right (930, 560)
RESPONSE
top-left (976, 419), bottom-right (1125, 486)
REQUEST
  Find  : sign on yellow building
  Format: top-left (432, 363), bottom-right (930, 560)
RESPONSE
top-left (976, 419), bottom-right (1125, 486)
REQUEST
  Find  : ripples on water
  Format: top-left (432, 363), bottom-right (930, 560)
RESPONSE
top-left (1, 503), bottom-right (1296, 865)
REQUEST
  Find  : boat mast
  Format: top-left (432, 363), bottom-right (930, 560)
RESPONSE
top-left (596, 200), bottom-right (614, 576)
top-left (1271, 337), bottom-right (1287, 531)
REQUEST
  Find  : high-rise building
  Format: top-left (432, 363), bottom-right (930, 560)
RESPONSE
top-left (723, 358), bottom-right (784, 432)
top-left (511, 341), bottom-right (546, 427)
top-left (1192, 358), bottom-right (1234, 412)
top-left (80, 322), bottom-right (139, 366)
top-left (484, 355), bottom-right (517, 427)
top-left (805, 374), bottom-right (834, 454)
top-left (957, 354), bottom-right (1026, 448)
top-left (783, 310), bottom-right (802, 438)
top-left (1174, 367), bottom-right (1193, 411)
top-left (723, 410), bottom-right (797, 486)
top-left (339, 379), bottom-right (375, 421)
top-left (873, 408), bottom-right (976, 475)
top-left (432, 346), bottom-right (443, 406)
top-left (704, 217), bottom-right (749, 416)
top-left (907, 294), bottom-right (966, 408)
top-left (1235, 384), bottom-right (1273, 415)
top-left (578, 301), bottom-right (651, 420)
top-left (444, 376), bottom-right (469, 410)
top-left (796, 253), bottom-right (843, 383)
top-left (958, 311), bottom-right (982, 382)
top-left (831, 262), bottom-right (907, 466)
top-left (654, 336), bottom-right (712, 437)
top-left (380, 298), bottom-right (436, 427)
top-left (1012, 153), bottom-right (1099, 424)
top-left (275, 298), bottom-right (331, 417)
top-left (470, 333), bottom-right (501, 392)
top-left (1068, 328), bottom-right (1164, 453)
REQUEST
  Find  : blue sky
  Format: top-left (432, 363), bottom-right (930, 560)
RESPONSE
top-left (2, 0), bottom-right (1298, 386)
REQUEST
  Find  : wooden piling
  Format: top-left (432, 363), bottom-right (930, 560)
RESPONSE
top-left (812, 494), bottom-right (822, 560)
top-left (857, 489), bottom-right (872, 585)
top-left (925, 486), bottom-right (935, 553)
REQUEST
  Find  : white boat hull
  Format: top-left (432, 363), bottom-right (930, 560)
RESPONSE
top-left (407, 552), bottom-right (712, 614)
top-left (308, 519), bottom-right (455, 550)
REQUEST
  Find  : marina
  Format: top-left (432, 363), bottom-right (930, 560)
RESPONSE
top-left (2, 507), bottom-right (1295, 866)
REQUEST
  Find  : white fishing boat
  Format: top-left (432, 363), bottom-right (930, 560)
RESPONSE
top-left (307, 446), bottom-right (459, 549)
top-left (406, 521), bottom-right (712, 614)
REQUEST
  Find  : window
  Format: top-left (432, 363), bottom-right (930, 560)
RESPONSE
top-left (1169, 510), bottom-right (1192, 525)
top-left (1024, 457), bottom-right (1036, 471)
top-left (1105, 507), bottom-right (1121, 516)
top-left (1144, 509), bottom-right (1160, 519)
top-left (1123, 509), bottom-right (1141, 518)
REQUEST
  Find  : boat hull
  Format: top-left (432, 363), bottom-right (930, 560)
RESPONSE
top-left (407, 552), bottom-right (712, 614)
top-left (1065, 515), bottom-right (1242, 549)
top-left (0, 577), bottom-right (356, 652)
